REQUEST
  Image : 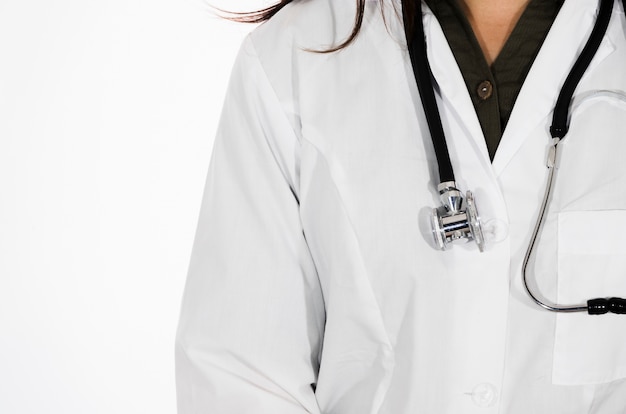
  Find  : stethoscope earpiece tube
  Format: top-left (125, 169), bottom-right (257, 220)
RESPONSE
top-left (522, 0), bottom-right (626, 315)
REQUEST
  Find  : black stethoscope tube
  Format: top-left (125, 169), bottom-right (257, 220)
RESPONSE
top-left (405, 0), bottom-right (455, 184)
top-left (522, 0), bottom-right (625, 315)
top-left (405, 0), bottom-right (626, 314)
top-left (551, 0), bottom-right (615, 139)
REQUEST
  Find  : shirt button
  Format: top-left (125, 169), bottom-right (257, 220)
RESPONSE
top-left (477, 80), bottom-right (493, 100)
top-left (470, 383), bottom-right (498, 407)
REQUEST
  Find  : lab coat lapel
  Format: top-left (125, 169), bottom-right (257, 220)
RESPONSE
top-left (492, 0), bottom-right (617, 175)
top-left (421, 5), bottom-right (509, 221)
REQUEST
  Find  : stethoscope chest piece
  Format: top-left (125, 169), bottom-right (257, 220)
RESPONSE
top-left (431, 181), bottom-right (485, 252)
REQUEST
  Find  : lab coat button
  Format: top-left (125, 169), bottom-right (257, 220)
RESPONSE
top-left (470, 383), bottom-right (498, 407)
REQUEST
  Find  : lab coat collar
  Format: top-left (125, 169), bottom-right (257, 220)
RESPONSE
top-left (418, 0), bottom-right (617, 177)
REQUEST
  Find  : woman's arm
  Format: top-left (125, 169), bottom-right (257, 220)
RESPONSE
top-left (175, 36), bottom-right (325, 414)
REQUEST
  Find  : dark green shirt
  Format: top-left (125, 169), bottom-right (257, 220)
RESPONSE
top-left (424, 0), bottom-right (563, 160)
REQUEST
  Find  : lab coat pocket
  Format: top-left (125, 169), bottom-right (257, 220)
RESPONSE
top-left (553, 210), bottom-right (626, 385)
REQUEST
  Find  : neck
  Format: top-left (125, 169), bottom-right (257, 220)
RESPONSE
top-left (458, 0), bottom-right (531, 65)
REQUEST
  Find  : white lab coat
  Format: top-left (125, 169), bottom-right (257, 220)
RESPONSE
top-left (176, 0), bottom-right (626, 412)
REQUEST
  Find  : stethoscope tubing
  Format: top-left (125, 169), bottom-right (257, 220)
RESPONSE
top-left (521, 139), bottom-right (588, 313)
top-left (404, 0), bottom-right (455, 183)
top-left (521, 0), bottom-right (625, 315)
top-left (550, 0), bottom-right (616, 138)
top-left (405, 0), bottom-right (626, 314)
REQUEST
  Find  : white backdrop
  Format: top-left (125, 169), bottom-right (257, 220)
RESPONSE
top-left (0, 0), bottom-right (260, 412)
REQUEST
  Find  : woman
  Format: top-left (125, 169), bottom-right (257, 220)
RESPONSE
top-left (176, 0), bottom-right (626, 412)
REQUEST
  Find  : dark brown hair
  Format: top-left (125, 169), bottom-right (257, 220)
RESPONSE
top-left (223, 0), bottom-right (418, 52)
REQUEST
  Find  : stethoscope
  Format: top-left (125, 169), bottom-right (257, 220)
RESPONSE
top-left (405, 0), bottom-right (626, 315)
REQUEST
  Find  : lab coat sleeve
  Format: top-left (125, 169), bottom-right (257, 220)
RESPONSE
top-left (175, 36), bottom-right (324, 414)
